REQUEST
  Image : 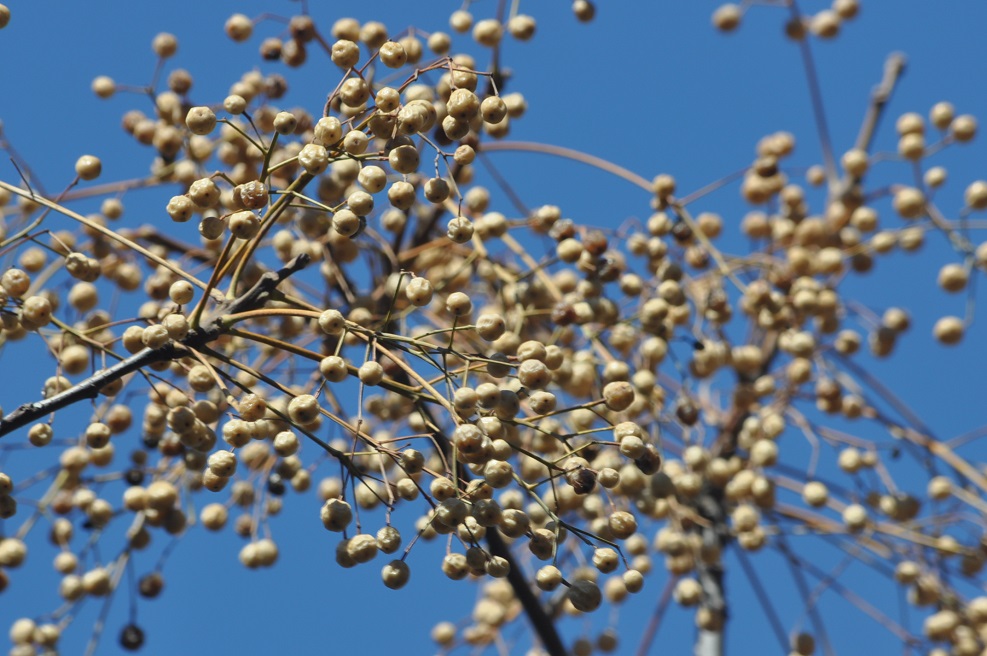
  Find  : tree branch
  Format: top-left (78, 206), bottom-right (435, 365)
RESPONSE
top-left (485, 528), bottom-right (568, 656)
top-left (694, 486), bottom-right (729, 656)
top-left (0, 253), bottom-right (310, 439)
top-left (412, 400), bottom-right (567, 656)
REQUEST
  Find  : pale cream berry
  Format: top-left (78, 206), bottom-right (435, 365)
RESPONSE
top-left (929, 101), bottom-right (954, 129)
top-left (346, 190), bottom-right (374, 216)
top-left (892, 187), bottom-right (925, 219)
top-left (423, 178), bottom-right (449, 203)
top-left (608, 510), bottom-right (637, 539)
top-left (508, 15), bottom-right (536, 40)
top-left (842, 503), bottom-right (868, 531)
top-left (229, 210), bottom-right (260, 240)
top-left (896, 112), bottom-right (925, 136)
top-left (933, 316), bottom-right (964, 345)
top-left (802, 481), bottom-right (829, 507)
top-left (927, 476), bottom-right (952, 501)
top-left (535, 565), bottom-right (563, 591)
top-left (28, 422), bottom-right (53, 446)
top-left (396, 99), bottom-right (435, 135)
top-left (20, 295), bottom-right (52, 328)
top-left (224, 94), bottom-right (247, 115)
top-left (225, 13), bottom-right (253, 42)
top-left (318, 309), bottom-right (345, 335)
top-left (378, 40), bottom-right (407, 68)
top-left (201, 503), bottom-right (228, 531)
top-left (442, 115), bottom-right (469, 140)
top-left (166, 195), bottom-right (195, 222)
top-left (841, 148), bottom-right (868, 176)
top-left (485, 555), bottom-right (510, 578)
top-left (473, 18), bottom-right (503, 47)
top-left (342, 130), bottom-right (368, 154)
top-left (185, 107), bottom-right (216, 135)
top-left (898, 133), bottom-right (925, 160)
top-left (91, 75), bottom-right (115, 98)
top-left (449, 10), bottom-right (473, 33)
top-left (446, 291), bottom-right (472, 316)
top-left (388, 144), bottom-right (420, 174)
top-left (358, 361), bottom-right (384, 386)
top-left (447, 216), bottom-right (474, 243)
top-left (833, 0), bottom-right (859, 19)
top-left (359, 20), bottom-right (388, 49)
top-left (288, 394), bottom-right (321, 424)
top-left (75, 155), bottom-right (102, 181)
top-left (299, 144), bottom-right (329, 174)
top-left (454, 144), bottom-right (476, 165)
top-left (951, 114), bottom-right (977, 142)
top-left (331, 39), bottom-right (360, 68)
top-left (200, 215), bottom-right (225, 240)
top-left (313, 117), bottom-right (343, 145)
top-left (424, 32), bottom-right (450, 56)
top-left (10, 618), bottom-right (36, 644)
top-left (480, 96), bottom-right (508, 124)
top-left (475, 313), bottom-right (506, 341)
top-left (146, 480), bottom-right (178, 511)
top-left (141, 324), bottom-right (170, 350)
top-left (712, 4), bottom-right (742, 31)
top-left (1, 268), bottom-right (29, 298)
top-left (447, 88), bottom-right (480, 122)
top-left (189, 178), bottom-right (220, 207)
top-left (803, 165), bottom-right (825, 186)
top-left (152, 32), bottom-right (178, 58)
top-left (623, 570), bottom-right (644, 593)
top-left (937, 263), bottom-right (968, 292)
top-left (603, 381), bottom-right (635, 412)
top-left (272, 111), bottom-right (297, 135)
top-left (883, 309), bottom-right (909, 333)
top-left (208, 450), bottom-right (237, 477)
top-left (358, 166), bottom-right (387, 193)
top-left (381, 560), bottom-right (410, 589)
top-left (572, 0), bottom-right (596, 22)
top-left (399, 35), bottom-right (421, 64)
top-left (339, 77), bottom-right (370, 107)
top-left (405, 276), bottom-right (433, 306)
top-left (168, 280), bottom-right (194, 305)
top-left (810, 10), bottom-right (840, 38)
top-left (964, 180), bottom-right (987, 209)
top-left (924, 166), bottom-right (947, 188)
top-left (517, 359), bottom-right (551, 390)
top-left (273, 430), bottom-right (299, 457)
top-left (331, 209), bottom-right (362, 238)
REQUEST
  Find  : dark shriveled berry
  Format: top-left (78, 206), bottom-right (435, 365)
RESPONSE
top-left (567, 468), bottom-right (597, 494)
top-left (634, 444), bottom-right (663, 475)
top-left (119, 623), bottom-right (145, 651)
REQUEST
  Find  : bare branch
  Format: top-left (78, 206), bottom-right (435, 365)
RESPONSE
top-left (0, 254), bottom-right (310, 439)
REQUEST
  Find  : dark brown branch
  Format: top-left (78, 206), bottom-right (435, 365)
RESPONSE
top-left (485, 529), bottom-right (567, 656)
top-left (412, 400), bottom-right (567, 656)
top-left (0, 253), bottom-right (310, 439)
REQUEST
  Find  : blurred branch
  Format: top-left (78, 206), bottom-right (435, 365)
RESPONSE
top-left (855, 52), bottom-right (907, 153)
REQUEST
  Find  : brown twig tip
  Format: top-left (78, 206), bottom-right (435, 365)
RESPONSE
top-left (217, 252), bottom-right (312, 317)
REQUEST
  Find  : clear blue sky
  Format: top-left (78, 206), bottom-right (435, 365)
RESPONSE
top-left (1, 1), bottom-right (985, 654)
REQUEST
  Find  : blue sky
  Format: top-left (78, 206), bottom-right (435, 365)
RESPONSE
top-left (1, 1), bottom-right (986, 654)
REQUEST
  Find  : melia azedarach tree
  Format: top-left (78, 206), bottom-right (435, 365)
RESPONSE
top-left (0, 1), bottom-right (985, 654)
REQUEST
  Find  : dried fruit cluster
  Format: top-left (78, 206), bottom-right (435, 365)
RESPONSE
top-left (0, 1), bottom-right (985, 655)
